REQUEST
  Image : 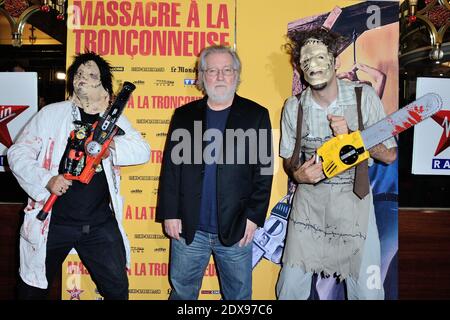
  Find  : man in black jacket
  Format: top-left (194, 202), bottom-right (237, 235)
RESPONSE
top-left (156, 45), bottom-right (273, 300)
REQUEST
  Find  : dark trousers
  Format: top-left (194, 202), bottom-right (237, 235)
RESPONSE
top-left (18, 216), bottom-right (128, 300)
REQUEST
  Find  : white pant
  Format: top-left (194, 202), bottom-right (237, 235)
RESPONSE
top-left (276, 205), bottom-right (384, 300)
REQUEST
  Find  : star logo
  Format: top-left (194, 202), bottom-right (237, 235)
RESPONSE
top-left (432, 110), bottom-right (450, 156)
top-left (66, 286), bottom-right (84, 300)
top-left (0, 105), bottom-right (29, 148)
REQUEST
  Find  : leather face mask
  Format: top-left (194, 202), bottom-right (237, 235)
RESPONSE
top-left (299, 39), bottom-right (335, 88)
top-left (73, 60), bottom-right (109, 113)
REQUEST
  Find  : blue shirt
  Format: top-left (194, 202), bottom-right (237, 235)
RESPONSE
top-left (198, 105), bottom-right (231, 233)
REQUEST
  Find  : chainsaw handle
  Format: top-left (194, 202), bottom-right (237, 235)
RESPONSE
top-left (36, 194), bottom-right (58, 221)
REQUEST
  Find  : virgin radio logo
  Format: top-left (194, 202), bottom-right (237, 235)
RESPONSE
top-left (432, 110), bottom-right (450, 156)
top-left (0, 105), bottom-right (29, 147)
top-left (431, 110), bottom-right (450, 170)
top-left (66, 286), bottom-right (84, 300)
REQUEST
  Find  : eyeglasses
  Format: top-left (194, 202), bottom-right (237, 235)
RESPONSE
top-left (203, 67), bottom-right (236, 77)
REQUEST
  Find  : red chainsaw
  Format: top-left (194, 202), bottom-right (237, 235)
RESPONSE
top-left (37, 81), bottom-right (136, 221)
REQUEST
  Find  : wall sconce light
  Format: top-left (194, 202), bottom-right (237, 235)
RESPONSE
top-left (0, 0), bottom-right (40, 47)
top-left (29, 25), bottom-right (36, 44)
top-left (0, 0), bottom-right (67, 47)
top-left (406, 0), bottom-right (449, 61)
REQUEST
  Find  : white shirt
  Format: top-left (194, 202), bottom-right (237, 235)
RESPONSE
top-left (7, 100), bottom-right (151, 289)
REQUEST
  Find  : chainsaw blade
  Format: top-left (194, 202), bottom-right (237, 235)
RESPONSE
top-left (361, 93), bottom-right (442, 150)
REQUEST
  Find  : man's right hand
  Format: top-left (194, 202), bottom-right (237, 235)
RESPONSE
top-left (292, 155), bottom-right (325, 184)
top-left (46, 174), bottom-right (72, 196)
top-left (164, 219), bottom-right (182, 240)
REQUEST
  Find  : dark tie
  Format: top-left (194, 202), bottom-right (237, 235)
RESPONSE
top-left (354, 159), bottom-right (369, 199)
top-left (353, 87), bottom-right (369, 199)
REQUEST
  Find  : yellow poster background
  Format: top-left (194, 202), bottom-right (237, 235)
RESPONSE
top-left (62, 0), bottom-right (398, 300)
top-left (63, 0), bottom-right (235, 300)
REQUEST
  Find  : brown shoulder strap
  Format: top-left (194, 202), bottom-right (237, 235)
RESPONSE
top-left (355, 86), bottom-right (363, 130)
top-left (289, 94), bottom-right (303, 170)
top-left (353, 86), bottom-right (369, 199)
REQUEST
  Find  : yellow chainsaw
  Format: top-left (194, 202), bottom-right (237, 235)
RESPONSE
top-left (317, 93), bottom-right (443, 178)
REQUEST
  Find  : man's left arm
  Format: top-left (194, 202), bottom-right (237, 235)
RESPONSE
top-left (239, 109), bottom-right (273, 247)
top-left (109, 115), bottom-right (151, 166)
top-left (245, 109), bottom-right (274, 227)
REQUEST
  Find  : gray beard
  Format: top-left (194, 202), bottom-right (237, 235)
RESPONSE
top-left (205, 82), bottom-right (237, 104)
top-left (207, 91), bottom-right (235, 104)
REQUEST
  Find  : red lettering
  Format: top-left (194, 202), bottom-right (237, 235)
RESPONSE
top-left (97, 29), bottom-right (110, 56)
top-left (73, 29), bottom-right (83, 54)
top-left (105, 1), bottom-right (118, 26)
top-left (207, 32), bottom-right (218, 47)
top-left (67, 261), bottom-right (76, 274)
top-left (126, 29), bottom-right (139, 58)
top-left (193, 32), bottom-right (205, 56)
top-left (183, 31), bottom-right (193, 56)
top-left (217, 4), bottom-right (229, 28)
top-left (93, 1), bottom-right (105, 25)
top-left (124, 206), bottom-right (156, 221)
top-left (140, 95), bottom-right (150, 109)
top-left (110, 30), bottom-right (125, 55)
top-left (219, 33), bottom-right (230, 46)
top-left (168, 31), bottom-right (182, 56)
top-left (119, 1), bottom-right (132, 26)
top-left (204, 263), bottom-right (217, 276)
top-left (72, 29), bottom-right (230, 58)
top-left (151, 150), bottom-right (163, 164)
top-left (148, 263), bottom-right (168, 276)
top-left (79, 262), bottom-right (89, 275)
top-left (76, 0), bottom-right (92, 26)
top-left (146, 2), bottom-right (157, 26)
top-left (170, 3), bottom-right (181, 27)
top-left (131, 2), bottom-right (144, 26)
top-left (152, 96), bottom-right (202, 109)
top-left (74, 1), bottom-right (181, 27)
top-left (139, 31), bottom-right (151, 56)
top-left (158, 2), bottom-right (170, 26)
top-left (187, 1), bottom-right (200, 28)
top-left (206, 4), bottom-right (229, 29)
top-left (127, 95), bottom-right (134, 109)
top-left (135, 263), bottom-right (146, 276)
top-left (84, 29), bottom-right (97, 52)
top-left (125, 205), bottom-right (132, 220)
top-left (153, 31), bottom-right (166, 56)
top-left (129, 262), bottom-right (169, 276)
top-left (66, 261), bottom-right (90, 275)
top-left (138, 207), bottom-right (147, 220)
top-left (149, 207), bottom-right (155, 221)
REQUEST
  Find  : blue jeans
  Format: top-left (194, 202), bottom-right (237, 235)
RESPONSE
top-left (169, 230), bottom-right (252, 300)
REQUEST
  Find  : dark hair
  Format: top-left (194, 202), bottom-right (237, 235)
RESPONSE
top-left (66, 51), bottom-right (113, 97)
top-left (285, 28), bottom-right (348, 72)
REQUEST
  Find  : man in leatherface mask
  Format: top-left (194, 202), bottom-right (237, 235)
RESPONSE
top-left (8, 52), bottom-right (150, 300)
top-left (276, 28), bottom-right (397, 300)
